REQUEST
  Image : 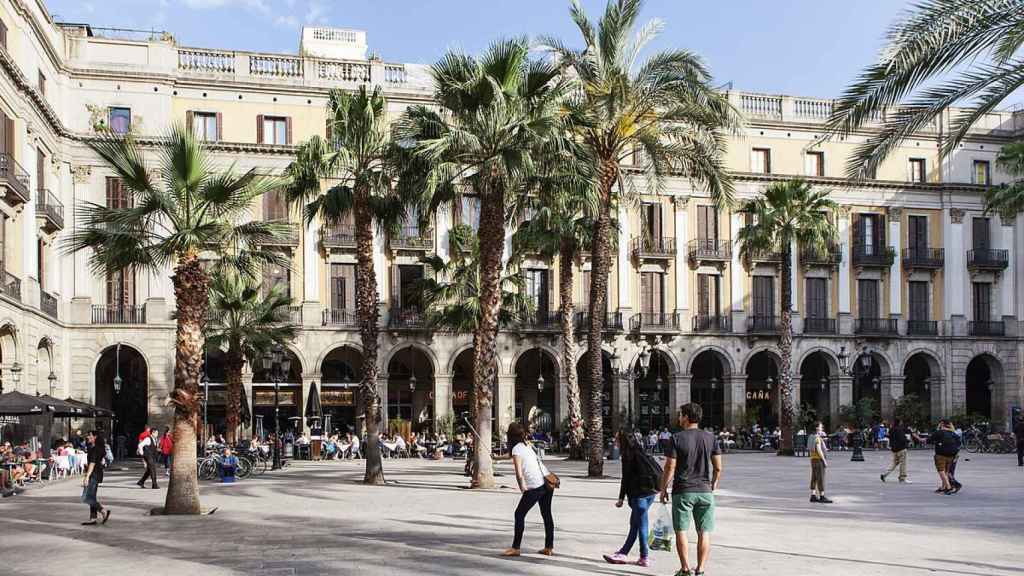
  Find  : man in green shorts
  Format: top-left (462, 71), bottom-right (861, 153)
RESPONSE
top-left (660, 403), bottom-right (722, 576)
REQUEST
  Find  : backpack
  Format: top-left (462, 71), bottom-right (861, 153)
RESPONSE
top-left (936, 430), bottom-right (960, 457)
top-left (635, 451), bottom-right (663, 493)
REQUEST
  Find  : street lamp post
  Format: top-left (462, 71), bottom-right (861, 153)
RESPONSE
top-left (201, 372), bottom-right (210, 447)
top-left (262, 343), bottom-right (291, 470)
top-left (10, 361), bottom-right (22, 393)
top-left (838, 345), bottom-right (873, 462)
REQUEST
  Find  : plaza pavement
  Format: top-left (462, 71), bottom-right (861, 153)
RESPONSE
top-left (0, 449), bottom-right (1020, 576)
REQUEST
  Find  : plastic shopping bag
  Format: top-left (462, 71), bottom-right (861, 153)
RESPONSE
top-left (648, 502), bottom-right (673, 552)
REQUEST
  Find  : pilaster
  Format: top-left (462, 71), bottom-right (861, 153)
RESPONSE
top-left (302, 220), bottom-right (320, 304)
top-left (724, 375), bottom-right (746, 428)
top-left (618, 204), bottom-right (631, 311)
top-left (434, 372), bottom-right (452, 423)
top-left (669, 374), bottom-right (690, 424)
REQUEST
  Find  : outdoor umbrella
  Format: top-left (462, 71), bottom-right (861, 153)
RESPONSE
top-left (64, 397), bottom-right (115, 419)
top-left (0, 391), bottom-right (54, 415)
top-left (304, 381), bottom-right (322, 426)
top-left (36, 395), bottom-right (86, 418)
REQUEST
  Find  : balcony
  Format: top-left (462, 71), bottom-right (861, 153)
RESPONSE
top-left (687, 239), bottom-right (731, 264)
top-left (40, 290), bottom-right (57, 319)
top-left (855, 317), bottom-right (898, 336)
top-left (1, 271), bottom-right (21, 302)
top-left (573, 311), bottom-right (624, 333)
top-left (630, 236), bottom-right (676, 260)
top-left (391, 227), bottom-right (433, 251)
top-left (907, 320), bottom-right (938, 336)
top-left (852, 243), bottom-right (896, 268)
top-left (692, 314), bottom-right (731, 333)
top-left (389, 307), bottom-right (429, 330)
top-left (746, 315), bottom-right (779, 334)
top-left (273, 305), bottom-right (303, 324)
top-left (320, 226), bottom-right (357, 249)
top-left (630, 312), bottom-right (679, 332)
top-left (800, 243), bottom-right (842, 267)
top-left (92, 305), bottom-right (145, 324)
top-left (35, 189), bottom-right (64, 232)
top-left (323, 308), bottom-right (359, 327)
top-left (969, 320), bottom-right (1005, 337)
top-left (966, 249), bottom-right (1009, 272)
top-left (0, 153), bottom-right (30, 207)
top-left (747, 247), bottom-right (785, 265)
top-left (902, 247), bottom-right (944, 270)
top-left (261, 222), bottom-right (300, 247)
top-left (803, 317), bottom-right (836, 334)
top-left (519, 311), bottom-right (562, 331)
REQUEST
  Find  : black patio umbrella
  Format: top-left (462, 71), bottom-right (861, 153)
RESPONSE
top-left (64, 397), bottom-right (115, 419)
top-left (0, 391), bottom-right (54, 415)
top-left (36, 395), bottom-right (87, 418)
top-left (304, 381), bottom-right (322, 425)
top-left (239, 386), bottom-right (252, 427)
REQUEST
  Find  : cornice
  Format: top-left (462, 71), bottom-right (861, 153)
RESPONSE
top-left (744, 117), bottom-right (1015, 146)
top-left (729, 171), bottom-right (989, 195)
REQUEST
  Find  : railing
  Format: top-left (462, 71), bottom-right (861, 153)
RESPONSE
top-left (902, 247), bottom-right (944, 269)
top-left (272, 305), bottom-right (303, 324)
top-left (748, 247), bottom-right (785, 263)
top-left (177, 49), bottom-right (235, 73)
top-left (630, 312), bottom-right (679, 331)
top-left (793, 98), bottom-right (833, 119)
top-left (967, 249), bottom-right (1009, 270)
top-left (747, 315), bottom-right (779, 333)
top-left (692, 314), bottom-right (731, 332)
top-left (573, 311), bottom-right (624, 333)
top-left (250, 54), bottom-right (302, 77)
top-left (800, 243), bottom-right (842, 266)
top-left (262, 222), bottom-right (300, 246)
top-left (323, 308), bottom-right (359, 326)
top-left (91, 305), bottom-right (145, 324)
top-left (740, 93), bottom-right (782, 119)
top-left (2, 271), bottom-right (21, 302)
top-left (384, 64), bottom-right (407, 83)
top-left (969, 320), bottom-right (1005, 337)
top-left (803, 317), bottom-right (836, 334)
top-left (36, 189), bottom-right (64, 229)
top-left (389, 307), bottom-right (428, 329)
top-left (907, 320), bottom-right (938, 336)
top-left (688, 238), bottom-right (731, 261)
top-left (630, 236), bottom-right (676, 258)
top-left (855, 317), bottom-right (898, 335)
top-left (852, 243), bottom-right (896, 267)
top-left (391, 228), bottom-right (433, 250)
top-left (321, 226), bottom-right (357, 248)
top-left (317, 60), bottom-right (372, 82)
top-left (0, 153), bottom-right (31, 203)
top-left (311, 27), bottom-right (359, 43)
top-left (40, 290), bottom-right (57, 319)
top-left (520, 311), bottom-right (562, 330)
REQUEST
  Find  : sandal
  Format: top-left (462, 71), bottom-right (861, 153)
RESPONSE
top-left (501, 548), bottom-right (521, 557)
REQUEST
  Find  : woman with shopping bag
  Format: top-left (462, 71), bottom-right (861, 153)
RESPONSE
top-left (501, 422), bottom-right (557, 558)
top-left (604, 430), bottom-right (662, 567)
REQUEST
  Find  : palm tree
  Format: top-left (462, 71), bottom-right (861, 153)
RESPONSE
top-left (286, 86), bottom-right (404, 484)
top-left (205, 270), bottom-right (297, 445)
top-left (985, 142), bottom-right (1024, 214)
top-left (67, 125), bottom-right (288, 514)
top-left (544, 0), bottom-right (739, 476)
top-left (736, 180), bottom-right (837, 455)
top-left (825, 0), bottom-right (1024, 178)
top-left (395, 38), bottom-right (566, 488)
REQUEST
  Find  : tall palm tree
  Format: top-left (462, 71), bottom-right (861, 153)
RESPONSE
top-left (736, 180), bottom-right (837, 455)
top-left (395, 38), bottom-right (566, 488)
top-left (544, 0), bottom-right (739, 476)
top-left (985, 142), bottom-right (1024, 214)
top-left (205, 270), bottom-right (297, 445)
top-left (285, 85), bottom-right (404, 485)
top-left (67, 125), bottom-right (287, 514)
top-left (825, 0), bottom-right (1024, 178)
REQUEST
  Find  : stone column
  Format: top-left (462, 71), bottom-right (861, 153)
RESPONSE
top-left (242, 370), bottom-right (254, 440)
top-left (674, 196), bottom-right (689, 319)
top-left (496, 374), bottom-right (516, 438)
top-left (837, 210), bottom-right (852, 333)
top-left (945, 208), bottom-right (966, 334)
top-left (888, 209), bottom-right (902, 322)
top-left (790, 239), bottom-right (802, 332)
top-left (669, 374), bottom-right (690, 423)
top-left (730, 213), bottom-right (745, 329)
top-left (724, 375), bottom-right (746, 428)
top-left (71, 166), bottom-right (94, 301)
top-left (836, 375), bottom-right (853, 424)
top-left (379, 372), bottom-right (390, 436)
top-left (618, 205), bottom-right (631, 315)
top-left (302, 220), bottom-right (321, 325)
top-left (301, 376), bottom-right (313, 435)
top-left (883, 373), bottom-right (904, 422)
top-left (611, 372), bottom-right (631, 431)
top-left (437, 210), bottom-right (451, 263)
top-left (434, 372), bottom-right (452, 425)
top-left (22, 143), bottom-right (38, 287)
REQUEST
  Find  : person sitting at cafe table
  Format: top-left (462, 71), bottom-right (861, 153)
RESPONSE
top-left (218, 447), bottom-right (239, 483)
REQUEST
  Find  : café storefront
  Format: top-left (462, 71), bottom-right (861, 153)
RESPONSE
top-left (253, 386), bottom-right (301, 437)
top-left (321, 386), bottom-right (358, 435)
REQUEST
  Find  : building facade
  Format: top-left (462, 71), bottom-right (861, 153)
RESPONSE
top-left (0, 0), bottom-right (1022, 443)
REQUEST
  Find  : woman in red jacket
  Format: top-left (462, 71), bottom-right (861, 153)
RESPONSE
top-left (158, 427), bottom-right (173, 475)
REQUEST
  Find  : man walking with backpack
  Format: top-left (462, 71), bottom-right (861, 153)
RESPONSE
top-left (880, 418), bottom-right (912, 484)
top-left (603, 431), bottom-right (662, 567)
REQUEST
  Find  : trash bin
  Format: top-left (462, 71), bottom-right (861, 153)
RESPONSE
top-left (283, 442), bottom-right (294, 459)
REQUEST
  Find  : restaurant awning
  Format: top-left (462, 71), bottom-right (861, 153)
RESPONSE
top-left (36, 395), bottom-right (88, 418)
top-left (304, 381), bottom-right (322, 422)
top-left (0, 391), bottom-right (57, 416)
top-left (64, 397), bottom-right (115, 418)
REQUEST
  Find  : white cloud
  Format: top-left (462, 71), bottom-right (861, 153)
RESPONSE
top-left (274, 14), bottom-right (300, 29)
top-left (177, 0), bottom-right (328, 29)
top-left (180, 0), bottom-right (271, 15)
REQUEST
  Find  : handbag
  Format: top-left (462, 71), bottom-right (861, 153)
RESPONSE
top-left (540, 461), bottom-right (560, 490)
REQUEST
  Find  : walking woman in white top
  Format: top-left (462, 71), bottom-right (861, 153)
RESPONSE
top-left (501, 422), bottom-right (555, 557)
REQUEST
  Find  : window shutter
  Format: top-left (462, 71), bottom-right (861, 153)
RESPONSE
top-left (852, 214), bottom-right (863, 247)
top-left (973, 218), bottom-right (989, 250)
top-left (697, 274), bottom-right (709, 317)
top-left (186, 110), bottom-right (194, 133)
top-left (640, 272), bottom-right (652, 317)
top-left (256, 114), bottom-right (264, 144)
top-left (697, 206), bottom-right (708, 240)
top-left (215, 112), bottom-right (223, 141)
top-left (285, 116), bottom-right (293, 145)
top-left (877, 215), bottom-right (886, 248)
top-left (653, 203), bottom-right (662, 239)
top-left (580, 270), bottom-right (591, 310)
top-left (391, 265), bottom-right (400, 310)
top-left (4, 115), bottom-right (13, 156)
top-left (547, 269), bottom-right (555, 318)
top-left (653, 273), bottom-right (664, 316)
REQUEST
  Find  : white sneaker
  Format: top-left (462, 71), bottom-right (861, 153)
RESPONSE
top-left (900, 479), bottom-right (912, 484)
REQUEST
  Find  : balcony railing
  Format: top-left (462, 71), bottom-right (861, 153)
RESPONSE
top-left (966, 249), bottom-right (1009, 271)
top-left (852, 243), bottom-right (896, 268)
top-left (175, 48), bottom-right (413, 88)
top-left (747, 247), bottom-right (785, 264)
top-left (803, 317), bottom-right (836, 334)
top-left (40, 290), bottom-right (57, 319)
top-left (746, 315), bottom-right (779, 334)
top-left (91, 305), bottom-right (145, 324)
top-left (391, 228), bottom-right (433, 251)
top-left (969, 320), bottom-right (1005, 337)
top-left (630, 236), bottom-right (676, 259)
top-left (272, 305), bottom-right (303, 324)
top-left (687, 239), bottom-right (731, 262)
top-left (573, 311), bottom-right (624, 333)
top-left (2, 271), bottom-right (21, 302)
top-left (321, 226), bottom-right (357, 249)
top-left (0, 153), bottom-right (31, 205)
top-left (902, 247), bottom-right (944, 270)
top-left (855, 317), bottom-right (898, 336)
top-left (36, 189), bottom-right (64, 231)
top-left (389, 307), bottom-right (429, 330)
top-left (519, 311), bottom-right (562, 330)
top-left (261, 222), bottom-right (300, 247)
top-left (907, 320), bottom-right (938, 336)
top-left (692, 314), bottom-right (731, 333)
top-left (323, 308), bottom-right (359, 327)
top-left (800, 243), bottom-right (842, 266)
top-left (630, 312), bottom-right (679, 332)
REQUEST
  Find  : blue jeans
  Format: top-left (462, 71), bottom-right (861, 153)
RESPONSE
top-left (512, 485), bottom-right (554, 549)
top-left (82, 476), bottom-right (103, 519)
top-left (619, 494), bottom-right (655, 557)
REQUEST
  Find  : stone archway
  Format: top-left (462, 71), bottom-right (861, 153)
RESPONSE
top-left (903, 352), bottom-right (940, 427)
top-left (745, 350), bottom-right (779, 428)
top-left (799, 351), bottom-right (836, 429)
top-left (634, 349), bottom-right (673, 432)
top-left (251, 349), bottom-right (303, 437)
top-left (965, 354), bottom-right (1001, 421)
top-left (95, 343), bottom-right (148, 457)
top-left (690, 349), bottom-right (730, 430)
top-left (577, 350), bottom-right (613, 432)
top-left (387, 345), bottom-right (436, 435)
top-left (514, 348), bottom-right (558, 433)
top-left (320, 345), bottom-right (364, 435)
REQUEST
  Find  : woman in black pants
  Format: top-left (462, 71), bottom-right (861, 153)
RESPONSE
top-left (501, 422), bottom-right (555, 557)
top-left (81, 430), bottom-right (110, 525)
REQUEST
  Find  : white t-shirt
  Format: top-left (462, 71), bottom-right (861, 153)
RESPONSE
top-left (512, 442), bottom-right (546, 490)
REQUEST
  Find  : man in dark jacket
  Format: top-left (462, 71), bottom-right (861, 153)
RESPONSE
top-left (1014, 416), bottom-right (1024, 467)
top-left (929, 420), bottom-right (960, 494)
top-left (880, 418), bottom-right (911, 483)
top-left (136, 429), bottom-right (159, 489)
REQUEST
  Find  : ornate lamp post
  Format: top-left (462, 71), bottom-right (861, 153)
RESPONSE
top-left (838, 345), bottom-right (873, 462)
top-left (48, 372), bottom-right (57, 397)
top-left (262, 343), bottom-right (291, 470)
top-left (201, 372), bottom-right (210, 447)
top-left (9, 361), bottom-right (22, 393)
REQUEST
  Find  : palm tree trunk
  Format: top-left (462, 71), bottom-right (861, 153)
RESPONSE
top-left (559, 240), bottom-right (584, 459)
top-left (585, 160), bottom-right (618, 477)
top-left (165, 253), bottom-right (209, 515)
top-left (777, 244), bottom-right (795, 455)
top-left (354, 192), bottom-right (384, 484)
top-left (224, 347), bottom-right (244, 445)
top-left (471, 187), bottom-right (505, 489)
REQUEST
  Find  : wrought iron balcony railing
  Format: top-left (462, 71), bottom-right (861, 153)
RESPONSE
top-left (901, 247), bottom-right (943, 270)
top-left (391, 227), bottom-right (433, 251)
top-left (968, 320), bottom-right (1004, 337)
top-left (630, 236), bottom-right (676, 259)
top-left (320, 226), bottom-right (357, 249)
top-left (852, 243), bottom-right (896, 268)
top-left (40, 290), bottom-right (58, 319)
top-left (36, 189), bottom-right (64, 231)
top-left (2, 271), bottom-right (21, 302)
top-left (906, 320), bottom-right (938, 336)
top-left (92, 304), bottom-right (145, 324)
top-left (855, 317), bottom-right (898, 336)
top-left (0, 153), bottom-right (30, 205)
top-left (966, 249), bottom-right (1009, 271)
top-left (692, 314), bottom-right (731, 333)
top-left (519, 311), bottom-right (562, 330)
top-left (261, 222), bottom-right (300, 247)
top-left (322, 308), bottom-right (359, 327)
top-left (573, 311), bottom-right (624, 333)
top-left (629, 312), bottom-right (679, 332)
top-left (802, 317), bottom-right (836, 334)
top-left (687, 239), bottom-right (731, 262)
top-left (746, 315), bottom-right (779, 334)
top-left (800, 243), bottom-right (842, 266)
top-left (389, 306), bottom-right (429, 329)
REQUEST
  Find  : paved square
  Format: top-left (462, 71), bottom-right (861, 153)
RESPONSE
top-left (1, 450), bottom-right (1020, 576)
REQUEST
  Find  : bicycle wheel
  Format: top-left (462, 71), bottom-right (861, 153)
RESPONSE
top-left (965, 438), bottom-right (981, 453)
top-left (199, 459), bottom-right (217, 481)
top-left (236, 457), bottom-right (252, 479)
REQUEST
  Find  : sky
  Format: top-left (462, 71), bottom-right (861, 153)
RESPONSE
top-left (44, 0), bottom-right (915, 99)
